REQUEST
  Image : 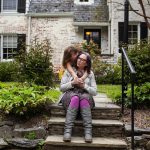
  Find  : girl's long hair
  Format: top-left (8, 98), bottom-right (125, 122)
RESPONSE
top-left (62, 46), bottom-right (79, 68)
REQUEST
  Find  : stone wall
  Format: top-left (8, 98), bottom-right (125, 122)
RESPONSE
top-left (0, 15), bottom-right (27, 34)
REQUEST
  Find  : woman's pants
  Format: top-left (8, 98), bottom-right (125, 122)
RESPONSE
top-left (63, 96), bottom-right (92, 142)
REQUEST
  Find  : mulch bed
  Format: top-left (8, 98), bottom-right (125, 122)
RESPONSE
top-left (122, 108), bottom-right (150, 129)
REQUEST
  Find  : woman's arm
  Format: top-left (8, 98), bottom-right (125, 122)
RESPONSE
top-left (80, 71), bottom-right (88, 81)
top-left (83, 71), bottom-right (97, 96)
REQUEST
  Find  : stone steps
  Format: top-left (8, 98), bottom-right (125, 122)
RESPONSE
top-left (48, 117), bottom-right (124, 138)
top-left (44, 94), bottom-right (127, 150)
top-left (44, 135), bottom-right (127, 150)
top-left (50, 103), bottom-right (121, 120)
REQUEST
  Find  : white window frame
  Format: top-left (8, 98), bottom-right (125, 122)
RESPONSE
top-left (74, 0), bottom-right (94, 5)
top-left (0, 34), bottom-right (18, 62)
top-left (128, 23), bottom-right (140, 46)
top-left (1, 0), bottom-right (18, 13)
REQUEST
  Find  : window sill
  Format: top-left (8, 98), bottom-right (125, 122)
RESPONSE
top-left (0, 13), bottom-right (25, 16)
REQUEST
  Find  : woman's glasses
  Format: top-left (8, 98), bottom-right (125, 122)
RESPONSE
top-left (78, 57), bottom-right (87, 62)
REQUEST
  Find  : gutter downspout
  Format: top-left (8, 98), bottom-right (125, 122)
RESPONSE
top-left (27, 16), bottom-right (31, 52)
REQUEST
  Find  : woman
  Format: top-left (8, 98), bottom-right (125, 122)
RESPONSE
top-left (60, 51), bottom-right (97, 143)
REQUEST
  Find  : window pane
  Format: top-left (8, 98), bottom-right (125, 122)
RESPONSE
top-left (128, 25), bottom-right (138, 45)
top-left (84, 29), bottom-right (101, 49)
top-left (3, 35), bottom-right (18, 59)
top-left (133, 25), bottom-right (137, 31)
top-left (3, 0), bottom-right (17, 10)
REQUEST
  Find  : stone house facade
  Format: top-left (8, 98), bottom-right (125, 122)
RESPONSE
top-left (0, 0), bottom-right (149, 67)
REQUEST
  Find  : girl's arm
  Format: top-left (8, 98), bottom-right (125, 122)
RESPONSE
top-left (80, 71), bottom-right (88, 81)
top-left (66, 63), bottom-right (78, 79)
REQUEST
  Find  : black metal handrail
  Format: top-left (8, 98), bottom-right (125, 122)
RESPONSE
top-left (119, 47), bottom-right (136, 150)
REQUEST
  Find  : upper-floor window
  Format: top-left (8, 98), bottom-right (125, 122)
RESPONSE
top-left (0, 34), bottom-right (26, 61)
top-left (0, 0), bottom-right (26, 13)
top-left (80, 0), bottom-right (89, 2)
top-left (74, 0), bottom-right (94, 5)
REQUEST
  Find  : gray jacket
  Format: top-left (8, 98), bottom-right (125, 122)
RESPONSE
top-left (60, 69), bottom-right (97, 96)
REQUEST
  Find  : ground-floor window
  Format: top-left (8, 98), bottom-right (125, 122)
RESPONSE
top-left (118, 22), bottom-right (148, 47)
top-left (84, 29), bottom-right (101, 48)
top-left (0, 34), bottom-right (26, 61)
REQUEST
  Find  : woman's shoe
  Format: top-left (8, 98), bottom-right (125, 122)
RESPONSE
top-left (63, 132), bottom-right (71, 142)
top-left (85, 133), bottom-right (92, 143)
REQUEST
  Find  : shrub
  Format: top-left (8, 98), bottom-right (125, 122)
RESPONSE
top-left (127, 41), bottom-right (150, 85)
top-left (0, 61), bottom-right (19, 82)
top-left (0, 82), bottom-right (61, 115)
top-left (76, 41), bottom-right (121, 84)
top-left (126, 82), bottom-right (150, 108)
top-left (16, 39), bottom-right (54, 87)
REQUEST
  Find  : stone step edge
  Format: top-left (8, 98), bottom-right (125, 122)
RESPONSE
top-left (50, 103), bottom-right (121, 110)
top-left (48, 117), bottom-right (124, 127)
top-left (45, 135), bottom-right (127, 148)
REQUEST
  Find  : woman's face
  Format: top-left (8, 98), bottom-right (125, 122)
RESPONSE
top-left (77, 54), bottom-right (87, 69)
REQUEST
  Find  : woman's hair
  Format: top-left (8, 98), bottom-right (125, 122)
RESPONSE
top-left (76, 51), bottom-right (91, 74)
top-left (62, 46), bottom-right (79, 68)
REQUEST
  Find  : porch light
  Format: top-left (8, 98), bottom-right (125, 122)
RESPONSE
top-left (86, 32), bottom-right (91, 35)
top-left (86, 32), bottom-right (91, 44)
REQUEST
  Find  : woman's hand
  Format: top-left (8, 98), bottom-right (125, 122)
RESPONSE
top-left (71, 77), bottom-right (84, 87)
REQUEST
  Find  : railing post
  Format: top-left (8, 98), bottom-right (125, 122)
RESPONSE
top-left (131, 74), bottom-right (135, 150)
top-left (121, 50), bottom-right (125, 114)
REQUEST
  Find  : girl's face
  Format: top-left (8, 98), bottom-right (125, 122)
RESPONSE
top-left (71, 52), bottom-right (78, 61)
top-left (77, 54), bottom-right (87, 69)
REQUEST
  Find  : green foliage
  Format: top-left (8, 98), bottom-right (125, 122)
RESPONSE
top-left (0, 82), bottom-right (61, 115)
top-left (24, 131), bottom-right (36, 140)
top-left (96, 63), bottom-right (121, 84)
top-left (0, 61), bottom-right (19, 82)
top-left (127, 41), bottom-right (150, 84)
top-left (79, 41), bottom-right (121, 84)
top-left (16, 39), bottom-right (54, 87)
top-left (81, 40), bottom-right (101, 55)
top-left (36, 140), bottom-right (45, 150)
top-left (126, 82), bottom-right (150, 108)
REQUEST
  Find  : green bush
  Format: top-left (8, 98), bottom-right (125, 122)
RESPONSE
top-left (126, 82), bottom-right (150, 108)
top-left (78, 41), bottom-right (121, 84)
top-left (127, 41), bottom-right (150, 84)
top-left (0, 82), bottom-right (61, 115)
top-left (0, 61), bottom-right (19, 82)
top-left (16, 39), bottom-right (54, 87)
top-left (96, 63), bottom-right (121, 84)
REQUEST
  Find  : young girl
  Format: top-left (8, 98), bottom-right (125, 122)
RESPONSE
top-left (62, 46), bottom-right (87, 82)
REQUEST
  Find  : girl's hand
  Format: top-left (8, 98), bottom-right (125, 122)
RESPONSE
top-left (78, 78), bottom-right (84, 84)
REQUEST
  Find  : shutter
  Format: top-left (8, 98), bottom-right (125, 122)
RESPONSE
top-left (17, 34), bottom-right (26, 52)
top-left (0, 0), bottom-right (1, 12)
top-left (140, 22), bottom-right (148, 40)
top-left (118, 22), bottom-right (124, 47)
top-left (17, 0), bottom-right (26, 13)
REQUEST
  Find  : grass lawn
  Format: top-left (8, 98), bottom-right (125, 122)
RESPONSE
top-left (97, 84), bottom-right (121, 102)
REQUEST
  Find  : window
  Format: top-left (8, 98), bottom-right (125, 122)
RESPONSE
top-left (118, 22), bottom-right (148, 47)
top-left (74, 0), bottom-right (94, 5)
top-left (84, 29), bottom-right (101, 48)
top-left (80, 0), bottom-right (89, 2)
top-left (0, 34), bottom-right (26, 61)
top-left (0, 0), bottom-right (26, 13)
top-left (2, 0), bottom-right (17, 12)
top-left (128, 25), bottom-right (138, 45)
top-left (3, 35), bottom-right (17, 59)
